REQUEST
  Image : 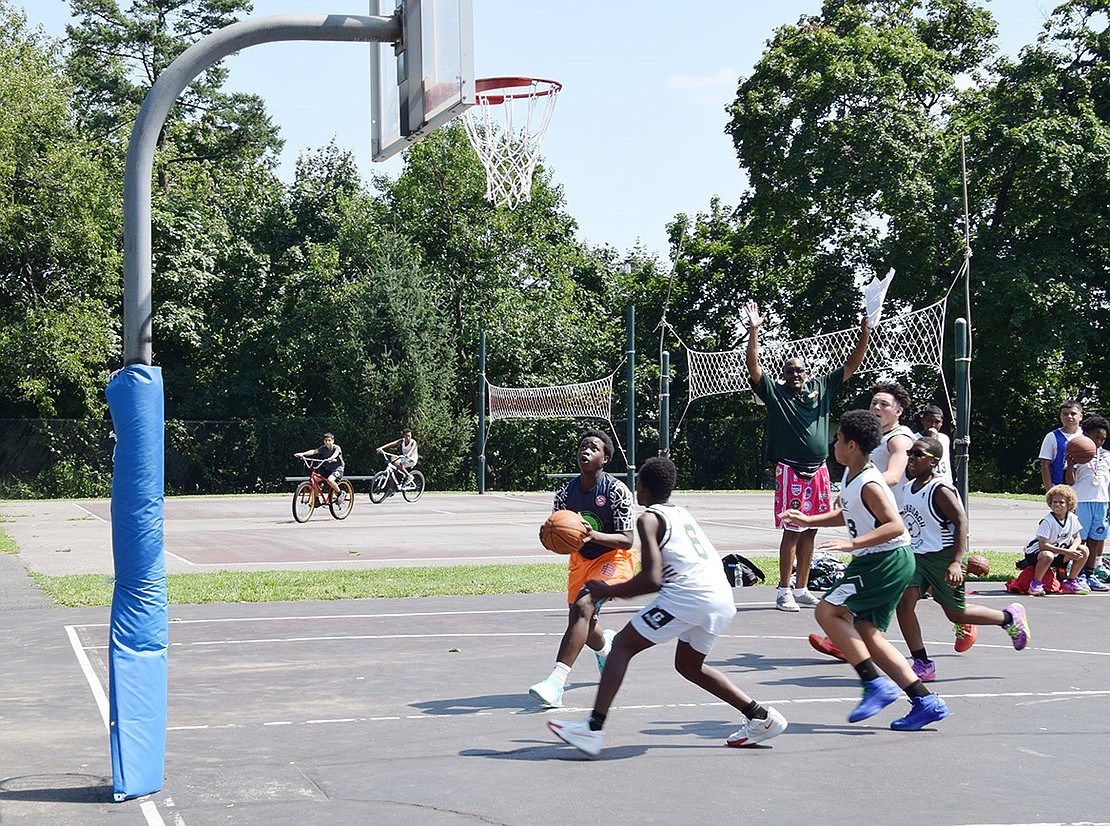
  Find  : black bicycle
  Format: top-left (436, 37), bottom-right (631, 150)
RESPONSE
top-left (368, 450), bottom-right (425, 503)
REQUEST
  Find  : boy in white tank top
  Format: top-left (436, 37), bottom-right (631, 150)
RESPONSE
top-left (547, 456), bottom-right (788, 756)
top-left (895, 436), bottom-right (1029, 683)
top-left (781, 410), bottom-right (948, 731)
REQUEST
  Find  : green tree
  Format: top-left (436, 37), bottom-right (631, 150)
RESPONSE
top-left (947, 0), bottom-right (1110, 485)
top-left (724, 0), bottom-right (998, 332)
top-left (376, 123), bottom-right (619, 390)
top-left (64, 0), bottom-right (282, 186)
top-left (0, 3), bottom-right (119, 417)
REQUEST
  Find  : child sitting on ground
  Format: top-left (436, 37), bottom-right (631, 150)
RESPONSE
top-left (1019, 484), bottom-right (1088, 597)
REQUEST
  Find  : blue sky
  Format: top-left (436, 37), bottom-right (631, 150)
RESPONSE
top-left (22, 1), bottom-right (1054, 259)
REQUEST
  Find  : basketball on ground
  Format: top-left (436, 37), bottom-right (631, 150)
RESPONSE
top-left (1067, 434), bottom-right (1098, 464)
top-left (966, 554), bottom-right (990, 576)
top-left (540, 509), bottom-right (589, 555)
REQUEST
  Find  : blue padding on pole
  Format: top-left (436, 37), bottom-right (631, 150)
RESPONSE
top-left (105, 364), bottom-right (167, 801)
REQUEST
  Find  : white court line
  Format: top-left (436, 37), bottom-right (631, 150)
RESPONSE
top-left (163, 688), bottom-right (1110, 732)
top-left (65, 624), bottom-right (109, 728)
top-left (65, 625), bottom-right (170, 825)
top-left (72, 502), bottom-right (107, 522)
top-left (165, 551), bottom-right (194, 566)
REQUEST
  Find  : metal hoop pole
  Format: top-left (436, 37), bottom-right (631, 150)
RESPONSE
top-left (123, 13), bottom-right (401, 365)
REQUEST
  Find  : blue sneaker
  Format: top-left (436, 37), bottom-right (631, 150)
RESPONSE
top-left (890, 693), bottom-right (950, 731)
top-left (1085, 573), bottom-right (1109, 592)
top-left (848, 676), bottom-right (901, 723)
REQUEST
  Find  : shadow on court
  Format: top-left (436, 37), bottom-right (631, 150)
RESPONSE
top-left (4, 581), bottom-right (1110, 825)
top-left (2, 493), bottom-right (1106, 823)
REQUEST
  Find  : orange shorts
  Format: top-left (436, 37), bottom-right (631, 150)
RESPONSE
top-left (567, 547), bottom-right (638, 605)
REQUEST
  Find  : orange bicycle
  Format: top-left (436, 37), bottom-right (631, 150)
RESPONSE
top-left (292, 457), bottom-right (354, 522)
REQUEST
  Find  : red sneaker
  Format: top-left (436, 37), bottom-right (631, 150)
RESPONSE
top-left (808, 633), bottom-right (847, 662)
top-left (954, 622), bottom-right (977, 652)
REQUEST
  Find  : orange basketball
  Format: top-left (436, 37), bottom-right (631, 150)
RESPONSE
top-left (966, 554), bottom-right (990, 577)
top-left (540, 509), bottom-right (589, 555)
top-left (1067, 434), bottom-right (1097, 464)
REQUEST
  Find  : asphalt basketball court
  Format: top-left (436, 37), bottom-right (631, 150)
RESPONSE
top-left (3, 491), bottom-right (1110, 825)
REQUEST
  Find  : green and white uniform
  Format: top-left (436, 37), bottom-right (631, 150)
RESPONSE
top-left (823, 463), bottom-right (914, 631)
top-left (631, 503), bottom-right (736, 655)
top-left (901, 476), bottom-right (966, 611)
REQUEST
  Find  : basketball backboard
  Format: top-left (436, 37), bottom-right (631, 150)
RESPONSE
top-left (370, 0), bottom-right (474, 161)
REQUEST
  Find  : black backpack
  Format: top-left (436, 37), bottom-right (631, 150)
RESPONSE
top-left (722, 554), bottom-right (766, 587)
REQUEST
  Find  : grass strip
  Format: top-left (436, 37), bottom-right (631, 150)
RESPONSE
top-left (0, 525), bottom-right (16, 554)
top-left (29, 550), bottom-right (1026, 608)
top-left (31, 563), bottom-right (569, 608)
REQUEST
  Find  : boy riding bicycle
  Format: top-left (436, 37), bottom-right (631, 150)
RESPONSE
top-left (294, 433), bottom-right (344, 497)
top-left (377, 428), bottom-right (419, 488)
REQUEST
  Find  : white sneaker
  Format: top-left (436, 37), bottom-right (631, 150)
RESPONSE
top-left (595, 628), bottom-right (616, 674)
top-left (528, 676), bottom-right (564, 708)
top-left (775, 589), bottom-right (799, 612)
top-left (548, 718), bottom-right (603, 757)
top-left (793, 588), bottom-right (821, 607)
top-left (727, 706), bottom-right (788, 747)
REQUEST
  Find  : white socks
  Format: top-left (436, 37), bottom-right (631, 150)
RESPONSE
top-left (548, 662), bottom-right (571, 686)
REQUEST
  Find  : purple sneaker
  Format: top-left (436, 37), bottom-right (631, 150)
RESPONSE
top-left (848, 676), bottom-right (901, 723)
top-left (1028, 579), bottom-right (1046, 597)
top-left (890, 693), bottom-right (949, 731)
top-left (911, 658), bottom-right (936, 682)
top-left (1002, 602), bottom-right (1030, 650)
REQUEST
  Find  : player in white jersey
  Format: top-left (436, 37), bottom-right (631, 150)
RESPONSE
top-left (868, 382), bottom-right (915, 510)
top-left (782, 410), bottom-right (948, 731)
top-left (1019, 484), bottom-right (1087, 596)
top-left (895, 437), bottom-right (1030, 683)
top-left (1064, 415), bottom-right (1110, 592)
top-left (547, 456), bottom-right (787, 757)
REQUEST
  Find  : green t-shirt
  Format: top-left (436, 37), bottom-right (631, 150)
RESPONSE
top-left (752, 367), bottom-right (846, 466)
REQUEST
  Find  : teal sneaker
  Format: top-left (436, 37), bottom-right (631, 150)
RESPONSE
top-left (595, 628), bottom-right (616, 674)
top-left (529, 676), bottom-right (564, 708)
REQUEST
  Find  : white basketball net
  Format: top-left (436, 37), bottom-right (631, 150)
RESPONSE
top-left (686, 300), bottom-right (947, 402)
top-left (488, 374), bottom-right (613, 422)
top-left (462, 77), bottom-right (561, 208)
top-left (485, 371), bottom-right (628, 467)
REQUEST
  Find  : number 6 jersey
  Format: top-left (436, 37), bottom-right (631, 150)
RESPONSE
top-left (644, 503), bottom-right (736, 634)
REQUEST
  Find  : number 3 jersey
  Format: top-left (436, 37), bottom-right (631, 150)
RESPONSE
top-left (839, 464), bottom-right (911, 557)
top-left (644, 503), bottom-right (736, 634)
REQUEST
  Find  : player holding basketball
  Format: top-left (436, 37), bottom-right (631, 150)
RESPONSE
top-left (895, 436), bottom-right (1030, 683)
top-left (744, 300), bottom-right (870, 613)
top-left (1039, 400), bottom-right (1083, 491)
top-left (547, 456), bottom-right (787, 756)
top-left (528, 429), bottom-right (635, 708)
top-left (782, 410), bottom-right (948, 731)
top-left (1064, 414), bottom-right (1110, 592)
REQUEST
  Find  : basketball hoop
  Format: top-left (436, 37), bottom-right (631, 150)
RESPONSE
top-left (461, 77), bottom-right (562, 208)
